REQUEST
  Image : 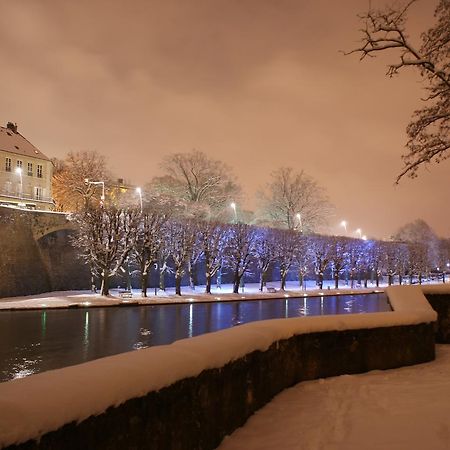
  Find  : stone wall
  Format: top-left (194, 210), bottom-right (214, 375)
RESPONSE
top-left (0, 208), bottom-right (90, 298)
top-left (425, 294), bottom-right (450, 343)
top-left (3, 322), bottom-right (435, 450)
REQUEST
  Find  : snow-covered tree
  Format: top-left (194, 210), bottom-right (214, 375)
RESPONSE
top-left (253, 227), bottom-right (278, 291)
top-left (309, 234), bottom-right (332, 289)
top-left (52, 150), bottom-right (110, 212)
top-left (224, 223), bottom-right (258, 294)
top-left (132, 196), bottom-right (171, 297)
top-left (151, 150), bottom-right (241, 219)
top-left (328, 236), bottom-right (350, 289)
top-left (295, 235), bottom-right (310, 290)
top-left (72, 205), bottom-right (139, 295)
top-left (257, 167), bottom-right (332, 232)
top-left (197, 221), bottom-right (228, 294)
top-left (348, 0), bottom-right (450, 180)
top-left (166, 219), bottom-right (196, 296)
top-left (274, 228), bottom-right (299, 291)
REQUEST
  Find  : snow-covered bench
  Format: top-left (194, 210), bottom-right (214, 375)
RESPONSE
top-left (118, 290), bottom-right (133, 299)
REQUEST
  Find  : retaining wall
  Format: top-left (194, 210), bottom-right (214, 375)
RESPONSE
top-left (0, 286), bottom-right (436, 450)
top-left (0, 207), bottom-right (90, 297)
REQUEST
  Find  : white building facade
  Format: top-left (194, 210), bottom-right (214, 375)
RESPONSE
top-left (0, 122), bottom-right (53, 210)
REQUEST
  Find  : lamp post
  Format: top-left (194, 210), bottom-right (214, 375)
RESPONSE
top-left (296, 213), bottom-right (303, 233)
top-left (340, 220), bottom-right (347, 235)
top-left (230, 202), bottom-right (237, 223)
top-left (85, 179), bottom-right (105, 206)
top-left (136, 187), bottom-right (143, 213)
top-left (15, 167), bottom-right (22, 200)
top-left (356, 228), bottom-right (362, 239)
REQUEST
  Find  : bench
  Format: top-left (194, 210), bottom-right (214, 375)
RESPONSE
top-left (118, 290), bottom-right (133, 299)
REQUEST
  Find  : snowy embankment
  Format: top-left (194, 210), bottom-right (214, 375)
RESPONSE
top-left (0, 285), bottom-right (437, 448)
top-left (218, 344), bottom-right (450, 450)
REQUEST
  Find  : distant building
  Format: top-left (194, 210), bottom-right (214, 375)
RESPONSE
top-left (0, 122), bottom-right (53, 210)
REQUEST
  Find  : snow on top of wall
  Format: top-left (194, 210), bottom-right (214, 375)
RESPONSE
top-left (0, 287), bottom-right (438, 447)
top-left (421, 284), bottom-right (450, 295)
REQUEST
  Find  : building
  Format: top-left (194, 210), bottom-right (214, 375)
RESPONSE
top-left (0, 122), bottom-right (53, 210)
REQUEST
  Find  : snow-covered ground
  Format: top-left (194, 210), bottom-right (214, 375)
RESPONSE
top-left (0, 280), bottom-right (389, 310)
top-left (218, 344), bottom-right (450, 450)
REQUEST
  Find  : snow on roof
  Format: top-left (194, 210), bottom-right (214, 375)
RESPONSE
top-left (0, 125), bottom-right (51, 162)
top-left (0, 286), bottom-right (437, 447)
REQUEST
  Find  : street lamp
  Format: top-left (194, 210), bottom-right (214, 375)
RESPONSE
top-left (296, 213), bottom-right (303, 233)
top-left (136, 187), bottom-right (143, 213)
top-left (230, 202), bottom-right (237, 223)
top-left (15, 167), bottom-right (22, 199)
top-left (340, 220), bottom-right (347, 234)
top-left (85, 178), bottom-right (105, 206)
top-left (356, 228), bottom-right (362, 239)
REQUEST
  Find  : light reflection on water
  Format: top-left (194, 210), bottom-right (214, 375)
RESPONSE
top-left (0, 294), bottom-right (390, 383)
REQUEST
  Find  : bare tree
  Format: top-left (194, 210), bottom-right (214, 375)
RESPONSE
top-left (295, 235), bottom-right (310, 290)
top-left (166, 219), bottom-right (196, 296)
top-left (224, 223), bottom-right (258, 294)
top-left (52, 151), bottom-right (110, 212)
top-left (72, 205), bottom-right (139, 296)
top-left (347, 0), bottom-right (450, 180)
top-left (254, 227), bottom-right (278, 291)
top-left (309, 234), bottom-right (332, 289)
top-left (152, 150), bottom-right (241, 218)
top-left (393, 219), bottom-right (439, 269)
top-left (198, 221), bottom-right (228, 294)
top-left (257, 167), bottom-right (332, 232)
top-left (274, 229), bottom-right (299, 291)
top-left (131, 195), bottom-right (171, 297)
top-left (328, 236), bottom-right (350, 289)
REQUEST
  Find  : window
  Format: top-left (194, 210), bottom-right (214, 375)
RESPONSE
top-left (27, 162), bottom-right (33, 177)
top-left (35, 187), bottom-right (43, 200)
top-left (17, 160), bottom-right (23, 169)
top-left (5, 158), bottom-right (11, 172)
top-left (37, 164), bottom-right (43, 178)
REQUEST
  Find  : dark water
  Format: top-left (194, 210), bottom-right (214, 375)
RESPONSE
top-left (0, 293), bottom-right (390, 382)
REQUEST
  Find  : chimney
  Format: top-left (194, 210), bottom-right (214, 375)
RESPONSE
top-left (6, 122), bottom-right (18, 133)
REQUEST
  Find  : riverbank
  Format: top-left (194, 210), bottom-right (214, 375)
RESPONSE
top-left (0, 281), bottom-right (386, 311)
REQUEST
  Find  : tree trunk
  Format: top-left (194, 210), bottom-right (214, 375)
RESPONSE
top-left (260, 271), bottom-right (267, 292)
top-left (206, 274), bottom-right (212, 294)
top-left (419, 273), bottom-right (422, 285)
top-left (175, 271), bottom-right (182, 296)
top-left (318, 273), bottom-right (323, 290)
top-left (399, 274), bottom-right (403, 285)
top-left (159, 270), bottom-right (165, 291)
top-left (334, 273), bottom-right (339, 289)
top-left (299, 272), bottom-right (304, 290)
top-left (233, 268), bottom-right (240, 294)
top-left (280, 270), bottom-right (287, 291)
top-left (388, 274), bottom-right (393, 286)
top-left (188, 261), bottom-right (196, 291)
top-left (141, 270), bottom-right (149, 297)
top-left (101, 270), bottom-right (110, 296)
top-left (375, 272), bottom-right (380, 287)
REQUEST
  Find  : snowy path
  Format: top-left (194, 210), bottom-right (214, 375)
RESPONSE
top-left (218, 345), bottom-right (450, 450)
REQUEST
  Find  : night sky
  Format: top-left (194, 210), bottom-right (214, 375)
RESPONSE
top-left (0, 0), bottom-right (448, 238)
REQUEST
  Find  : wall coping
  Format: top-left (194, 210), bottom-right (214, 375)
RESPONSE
top-left (0, 286), bottom-right (437, 447)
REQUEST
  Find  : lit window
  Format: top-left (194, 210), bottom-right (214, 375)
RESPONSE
top-left (37, 165), bottom-right (43, 178)
top-left (5, 158), bottom-right (11, 172)
top-left (27, 162), bottom-right (33, 177)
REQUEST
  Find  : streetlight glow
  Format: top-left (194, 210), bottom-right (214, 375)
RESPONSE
top-left (230, 202), bottom-right (237, 223)
top-left (340, 220), bottom-right (347, 234)
top-left (136, 187), bottom-right (143, 212)
top-left (15, 167), bottom-right (23, 200)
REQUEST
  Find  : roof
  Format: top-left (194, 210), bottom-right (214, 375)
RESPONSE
top-left (0, 125), bottom-right (51, 162)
